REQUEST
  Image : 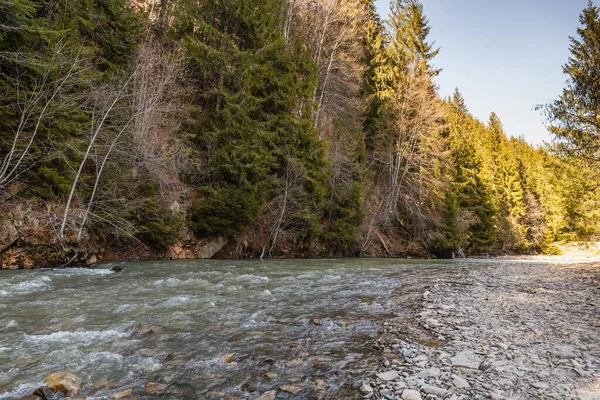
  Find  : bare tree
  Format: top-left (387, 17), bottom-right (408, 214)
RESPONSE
top-left (362, 65), bottom-right (447, 251)
top-left (0, 43), bottom-right (82, 192)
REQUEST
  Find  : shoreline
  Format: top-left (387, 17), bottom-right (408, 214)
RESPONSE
top-left (363, 259), bottom-right (600, 400)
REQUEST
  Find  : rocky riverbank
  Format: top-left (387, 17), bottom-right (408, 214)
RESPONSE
top-left (363, 260), bottom-right (600, 400)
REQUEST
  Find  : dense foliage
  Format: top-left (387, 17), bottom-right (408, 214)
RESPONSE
top-left (1, 0), bottom-right (599, 258)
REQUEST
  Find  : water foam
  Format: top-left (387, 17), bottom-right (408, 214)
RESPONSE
top-left (53, 268), bottom-right (114, 276)
top-left (24, 329), bottom-right (127, 345)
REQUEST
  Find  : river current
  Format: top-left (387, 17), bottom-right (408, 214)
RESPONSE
top-left (0, 259), bottom-right (465, 399)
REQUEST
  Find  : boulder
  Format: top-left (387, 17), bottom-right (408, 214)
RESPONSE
top-left (45, 371), bottom-right (83, 396)
top-left (111, 265), bottom-right (123, 272)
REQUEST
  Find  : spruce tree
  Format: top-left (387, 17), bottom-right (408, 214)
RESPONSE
top-left (545, 1), bottom-right (600, 161)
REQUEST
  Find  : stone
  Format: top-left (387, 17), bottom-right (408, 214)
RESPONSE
top-left (412, 368), bottom-right (440, 378)
top-left (452, 374), bottom-right (470, 389)
top-left (264, 372), bottom-right (278, 380)
top-left (420, 384), bottom-right (447, 396)
top-left (376, 370), bottom-right (400, 381)
top-left (86, 255), bottom-right (98, 265)
top-left (259, 390), bottom-right (277, 400)
top-left (489, 392), bottom-right (505, 399)
top-left (45, 371), bottom-right (83, 396)
top-left (135, 323), bottom-right (162, 335)
top-left (450, 350), bottom-right (482, 370)
top-left (280, 384), bottom-right (303, 394)
top-left (221, 353), bottom-right (235, 363)
top-left (532, 382), bottom-right (549, 389)
top-left (111, 389), bottom-right (133, 399)
top-left (145, 382), bottom-right (167, 393)
top-left (360, 383), bottom-right (374, 394)
top-left (111, 265), bottom-right (123, 272)
top-left (32, 387), bottom-right (52, 399)
top-left (401, 389), bottom-right (422, 400)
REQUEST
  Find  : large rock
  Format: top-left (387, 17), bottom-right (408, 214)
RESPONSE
top-left (0, 214), bottom-right (19, 253)
top-left (450, 350), bottom-right (481, 370)
top-left (45, 371), bottom-right (83, 396)
top-left (376, 370), bottom-right (400, 381)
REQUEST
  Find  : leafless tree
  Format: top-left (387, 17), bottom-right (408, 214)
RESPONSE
top-left (0, 43), bottom-right (82, 192)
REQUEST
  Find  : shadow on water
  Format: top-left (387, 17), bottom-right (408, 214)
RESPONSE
top-left (0, 258), bottom-right (464, 399)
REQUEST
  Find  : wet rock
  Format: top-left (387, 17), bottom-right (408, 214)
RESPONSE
top-left (45, 371), bottom-right (83, 396)
top-left (259, 390), bottom-right (277, 400)
top-left (145, 382), bottom-right (168, 393)
top-left (450, 350), bottom-right (481, 370)
top-left (289, 359), bottom-right (305, 367)
top-left (32, 387), bottom-right (52, 400)
top-left (280, 383), bottom-right (303, 394)
top-left (111, 265), bottom-right (123, 272)
top-left (111, 389), bottom-right (133, 399)
top-left (401, 389), bottom-right (422, 400)
top-left (221, 353), bottom-right (235, 363)
top-left (376, 370), bottom-right (400, 381)
top-left (135, 323), bottom-right (162, 335)
top-left (264, 372), bottom-right (278, 380)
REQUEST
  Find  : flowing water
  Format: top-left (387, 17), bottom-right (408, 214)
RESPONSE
top-left (0, 258), bottom-right (466, 399)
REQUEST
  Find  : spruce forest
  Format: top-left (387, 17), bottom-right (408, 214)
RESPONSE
top-left (1, 0), bottom-right (600, 265)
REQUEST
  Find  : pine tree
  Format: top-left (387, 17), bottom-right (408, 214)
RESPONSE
top-left (544, 1), bottom-right (600, 162)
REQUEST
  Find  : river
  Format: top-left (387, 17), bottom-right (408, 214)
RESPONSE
top-left (0, 259), bottom-right (468, 399)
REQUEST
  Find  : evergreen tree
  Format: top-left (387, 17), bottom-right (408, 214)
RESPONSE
top-left (544, 1), bottom-right (600, 162)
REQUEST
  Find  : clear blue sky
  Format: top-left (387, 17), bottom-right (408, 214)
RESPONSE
top-left (374, 0), bottom-right (590, 145)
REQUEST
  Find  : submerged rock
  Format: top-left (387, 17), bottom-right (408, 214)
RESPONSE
top-left (111, 265), bottom-right (123, 272)
top-left (45, 371), bottom-right (83, 396)
top-left (145, 382), bottom-right (168, 393)
top-left (259, 390), bottom-right (277, 400)
top-left (280, 383), bottom-right (303, 394)
top-left (111, 388), bottom-right (133, 399)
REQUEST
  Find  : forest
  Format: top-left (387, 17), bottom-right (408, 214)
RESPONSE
top-left (1, 0), bottom-right (600, 266)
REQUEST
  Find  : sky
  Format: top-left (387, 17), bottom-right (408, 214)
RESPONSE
top-left (374, 0), bottom-right (590, 145)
